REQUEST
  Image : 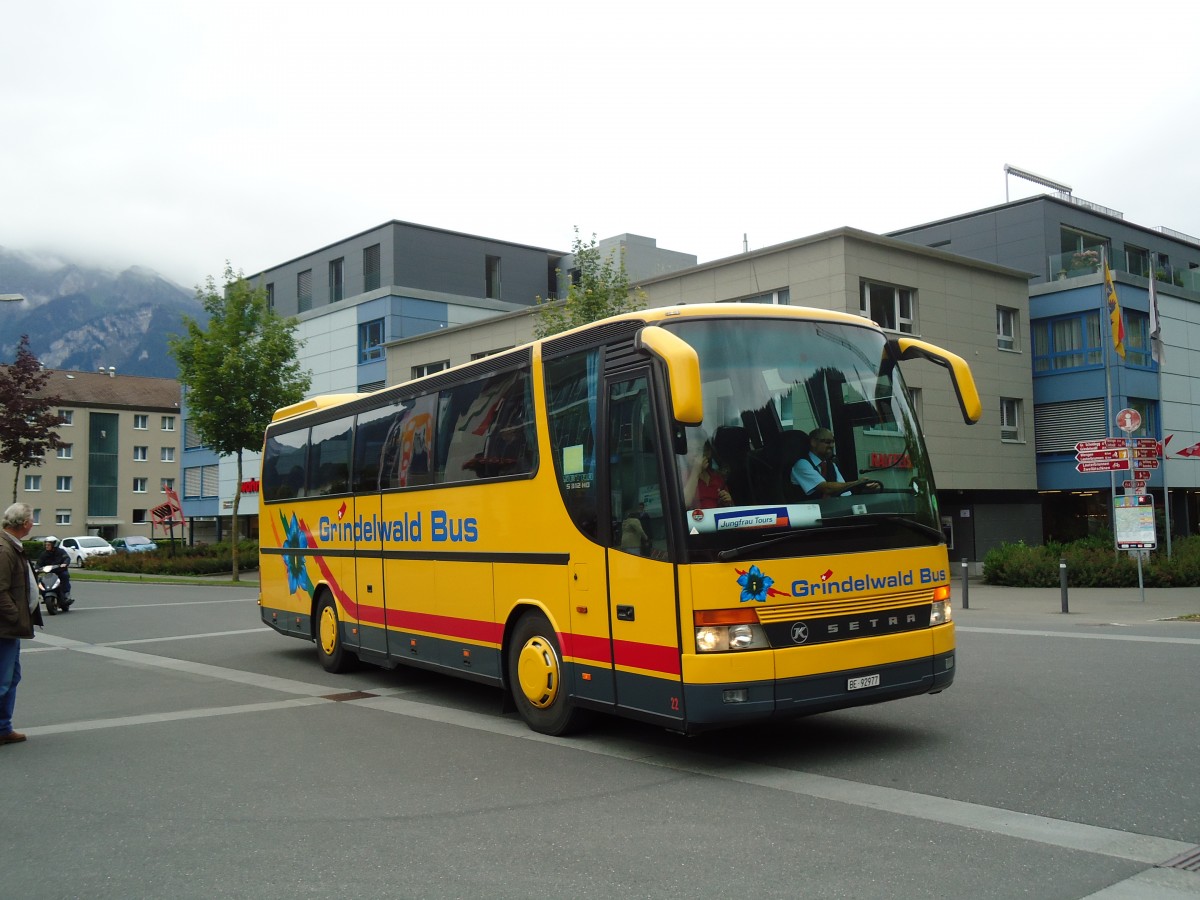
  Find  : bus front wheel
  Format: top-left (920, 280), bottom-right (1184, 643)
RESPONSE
top-left (315, 593), bottom-right (355, 673)
top-left (508, 611), bottom-right (585, 736)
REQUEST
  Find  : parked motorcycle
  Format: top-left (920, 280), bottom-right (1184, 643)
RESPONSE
top-left (38, 564), bottom-right (70, 615)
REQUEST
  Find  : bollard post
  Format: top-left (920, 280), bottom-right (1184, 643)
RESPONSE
top-left (1059, 558), bottom-right (1069, 614)
top-left (960, 558), bottom-right (969, 610)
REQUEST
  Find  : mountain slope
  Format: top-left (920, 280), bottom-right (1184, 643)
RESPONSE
top-left (0, 248), bottom-right (203, 378)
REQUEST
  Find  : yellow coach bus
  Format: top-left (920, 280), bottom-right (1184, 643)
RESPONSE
top-left (259, 304), bottom-right (980, 735)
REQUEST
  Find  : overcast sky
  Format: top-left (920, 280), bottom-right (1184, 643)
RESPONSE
top-left (4, 0), bottom-right (1199, 291)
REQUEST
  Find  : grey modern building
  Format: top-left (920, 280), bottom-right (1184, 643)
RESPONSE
top-left (890, 193), bottom-right (1200, 539)
top-left (385, 227), bottom-right (1041, 563)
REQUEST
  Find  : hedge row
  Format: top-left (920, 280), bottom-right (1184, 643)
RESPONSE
top-left (983, 533), bottom-right (1200, 587)
top-left (84, 540), bottom-right (259, 577)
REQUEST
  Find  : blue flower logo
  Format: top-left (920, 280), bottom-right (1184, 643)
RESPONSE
top-left (281, 511), bottom-right (315, 597)
top-left (737, 565), bottom-right (773, 603)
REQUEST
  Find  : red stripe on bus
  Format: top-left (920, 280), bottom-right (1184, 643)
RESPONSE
top-left (385, 609), bottom-right (504, 644)
top-left (614, 639), bottom-right (681, 676)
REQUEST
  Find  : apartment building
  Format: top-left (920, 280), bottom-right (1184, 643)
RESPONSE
top-left (1, 369), bottom-right (181, 541)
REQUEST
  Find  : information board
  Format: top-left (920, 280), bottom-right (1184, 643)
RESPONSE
top-left (1114, 495), bottom-right (1157, 550)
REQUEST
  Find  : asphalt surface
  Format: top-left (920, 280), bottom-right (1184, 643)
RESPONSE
top-left (2, 576), bottom-right (1198, 899)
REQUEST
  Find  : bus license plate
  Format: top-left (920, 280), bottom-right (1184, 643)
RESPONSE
top-left (847, 674), bottom-right (880, 691)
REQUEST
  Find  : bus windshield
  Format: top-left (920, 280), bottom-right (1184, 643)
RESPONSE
top-left (662, 317), bottom-right (940, 559)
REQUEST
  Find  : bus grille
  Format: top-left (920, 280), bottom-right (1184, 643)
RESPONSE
top-left (756, 587), bottom-right (935, 622)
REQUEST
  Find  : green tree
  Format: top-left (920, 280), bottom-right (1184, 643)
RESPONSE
top-left (0, 335), bottom-right (63, 502)
top-left (169, 265), bottom-right (310, 581)
top-left (533, 228), bottom-right (647, 339)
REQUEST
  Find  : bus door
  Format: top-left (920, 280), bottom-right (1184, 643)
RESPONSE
top-left (353, 492), bottom-right (385, 659)
top-left (604, 371), bottom-right (684, 726)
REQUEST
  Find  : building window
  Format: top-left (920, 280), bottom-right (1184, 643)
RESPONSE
top-left (132, 509), bottom-right (147, 524)
top-left (470, 347), bottom-right (514, 360)
top-left (133, 477), bottom-right (148, 493)
top-left (57, 444), bottom-right (73, 459)
top-left (485, 255), bottom-right (502, 299)
top-left (266, 282), bottom-right (275, 309)
top-left (1000, 398), bottom-right (1023, 442)
top-left (1126, 397), bottom-right (1158, 439)
top-left (298, 269), bottom-right (313, 312)
top-left (24, 475), bottom-right (41, 492)
top-left (184, 419), bottom-right (204, 450)
top-left (1124, 310), bottom-right (1151, 368)
top-left (412, 360), bottom-right (450, 379)
top-left (329, 257), bottom-right (344, 303)
top-left (723, 288), bottom-right (791, 305)
top-left (997, 307), bottom-right (1019, 351)
top-left (359, 318), bottom-right (385, 362)
top-left (31, 508), bottom-right (40, 526)
top-left (363, 244), bottom-right (381, 292)
top-left (55, 509), bottom-right (71, 526)
top-left (59, 409), bottom-right (73, 426)
top-left (162, 416), bottom-right (175, 431)
top-left (134, 414), bottom-right (149, 430)
top-left (57, 476), bottom-right (72, 492)
top-left (1031, 313), bottom-right (1102, 372)
top-left (161, 478), bottom-right (175, 492)
top-left (1125, 246), bottom-right (1150, 278)
top-left (861, 282), bottom-right (915, 333)
top-left (161, 447), bottom-right (175, 462)
top-left (134, 446), bottom-right (148, 461)
top-left (184, 465), bottom-right (219, 499)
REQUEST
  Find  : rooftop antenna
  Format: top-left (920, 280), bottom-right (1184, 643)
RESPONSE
top-left (743, 233), bottom-right (748, 253)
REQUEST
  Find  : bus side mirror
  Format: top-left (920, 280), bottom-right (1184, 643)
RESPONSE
top-left (889, 336), bottom-right (982, 424)
top-left (637, 326), bottom-right (703, 426)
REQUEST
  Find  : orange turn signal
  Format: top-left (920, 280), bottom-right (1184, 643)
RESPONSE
top-left (694, 608), bottom-right (760, 626)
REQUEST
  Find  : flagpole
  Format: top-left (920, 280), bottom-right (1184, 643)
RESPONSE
top-left (1102, 253), bottom-right (1117, 538)
top-left (1149, 262), bottom-right (1172, 556)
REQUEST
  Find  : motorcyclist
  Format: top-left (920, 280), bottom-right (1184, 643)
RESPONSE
top-left (36, 535), bottom-right (72, 609)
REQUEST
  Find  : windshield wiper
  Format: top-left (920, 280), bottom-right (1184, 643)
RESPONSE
top-left (715, 526), bottom-right (823, 562)
top-left (714, 513), bottom-right (942, 562)
top-left (817, 512), bottom-right (944, 543)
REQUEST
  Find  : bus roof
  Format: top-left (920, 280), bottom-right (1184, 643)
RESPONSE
top-left (268, 304), bottom-right (883, 425)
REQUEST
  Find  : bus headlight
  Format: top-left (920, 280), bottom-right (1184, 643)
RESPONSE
top-left (694, 623), bottom-right (768, 653)
top-left (930, 599), bottom-right (952, 625)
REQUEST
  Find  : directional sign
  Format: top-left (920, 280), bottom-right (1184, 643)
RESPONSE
top-left (1076, 459), bottom-right (1130, 473)
top-left (1132, 438), bottom-right (1160, 450)
top-left (1123, 480), bottom-right (1148, 490)
top-left (1075, 449), bottom-right (1129, 461)
top-left (1131, 447), bottom-right (1160, 459)
top-left (1075, 438), bottom-right (1129, 452)
top-left (1133, 458), bottom-right (1160, 469)
top-left (1133, 468), bottom-right (1155, 478)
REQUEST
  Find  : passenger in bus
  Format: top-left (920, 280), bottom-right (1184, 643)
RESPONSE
top-left (620, 507), bottom-right (651, 555)
top-left (682, 436), bottom-right (733, 509)
top-left (791, 428), bottom-right (881, 498)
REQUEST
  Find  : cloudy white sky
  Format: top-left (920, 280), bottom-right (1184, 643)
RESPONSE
top-left (3, 0), bottom-right (1199, 290)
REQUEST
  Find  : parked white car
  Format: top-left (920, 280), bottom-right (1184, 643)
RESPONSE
top-left (60, 536), bottom-right (116, 567)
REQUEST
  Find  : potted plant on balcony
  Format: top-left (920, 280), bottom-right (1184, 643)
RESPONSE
top-left (1070, 249), bottom-right (1100, 273)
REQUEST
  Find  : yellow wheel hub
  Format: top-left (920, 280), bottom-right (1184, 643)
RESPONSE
top-left (516, 635), bottom-right (560, 708)
top-left (319, 605), bottom-right (339, 656)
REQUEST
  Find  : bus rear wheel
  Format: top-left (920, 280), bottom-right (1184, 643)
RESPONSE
top-left (315, 592), bottom-right (355, 673)
top-left (508, 610), bottom-right (585, 736)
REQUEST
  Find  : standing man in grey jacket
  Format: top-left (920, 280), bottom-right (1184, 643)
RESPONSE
top-left (0, 502), bottom-right (41, 745)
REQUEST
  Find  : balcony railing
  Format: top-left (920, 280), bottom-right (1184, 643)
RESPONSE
top-left (1048, 250), bottom-right (1200, 292)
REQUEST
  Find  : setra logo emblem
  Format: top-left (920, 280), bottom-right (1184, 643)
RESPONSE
top-left (790, 622), bottom-right (810, 645)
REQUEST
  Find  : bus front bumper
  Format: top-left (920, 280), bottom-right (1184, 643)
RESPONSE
top-left (681, 649), bottom-right (955, 730)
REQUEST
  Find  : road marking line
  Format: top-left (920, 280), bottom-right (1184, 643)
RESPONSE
top-left (959, 626), bottom-right (1200, 645)
top-left (71, 598), bottom-right (258, 611)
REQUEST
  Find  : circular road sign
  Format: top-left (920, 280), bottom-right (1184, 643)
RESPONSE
top-left (1116, 408), bottom-right (1142, 433)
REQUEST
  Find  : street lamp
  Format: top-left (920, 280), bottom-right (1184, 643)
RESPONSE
top-left (0, 293), bottom-right (27, 302)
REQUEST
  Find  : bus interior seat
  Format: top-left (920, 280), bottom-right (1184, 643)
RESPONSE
top-left (712, 425), bottom-right (751, 504)
top-left (777, 430), bottom-right (813, 502)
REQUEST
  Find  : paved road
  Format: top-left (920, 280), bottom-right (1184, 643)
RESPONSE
top-left (3, 579), bottom-right (1198, 899)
